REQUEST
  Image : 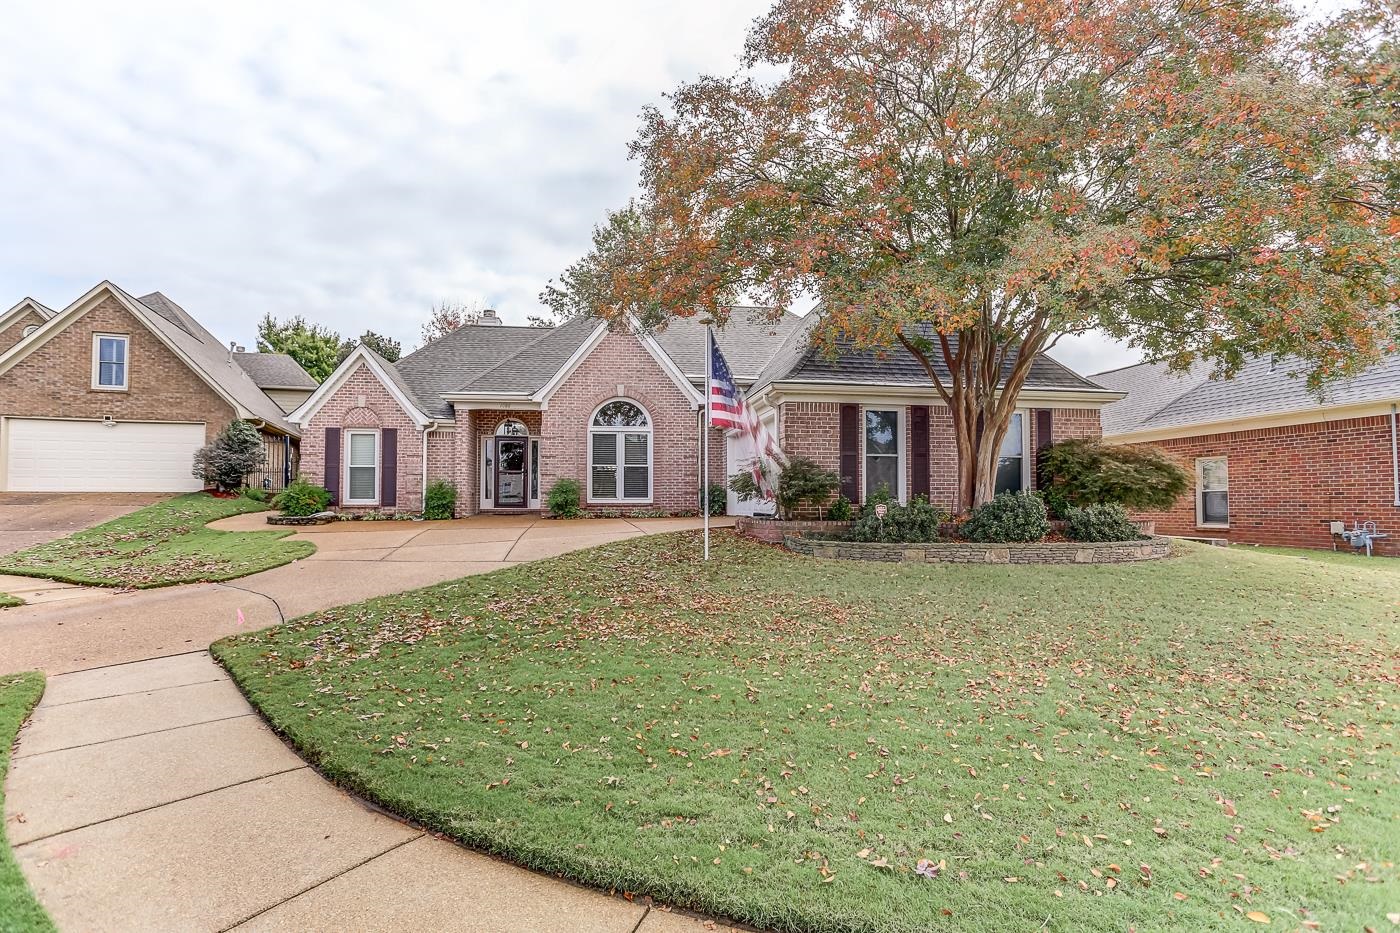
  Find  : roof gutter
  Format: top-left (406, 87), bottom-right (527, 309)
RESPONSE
top-left (756, 381), bottom-right (1124, 405)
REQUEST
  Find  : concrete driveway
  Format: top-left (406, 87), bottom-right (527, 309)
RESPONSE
top-left (0, 492), bottom-right (165, 556)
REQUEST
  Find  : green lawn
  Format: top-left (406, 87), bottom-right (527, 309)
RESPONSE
top-left (215, 534), bottom-right (1399, 933)
top-left (1, 672), bottom-right (54, 933)
top-left (0, 493), bottom-right (315, 588)
top-left (0, 595), bottom-right (21, 609)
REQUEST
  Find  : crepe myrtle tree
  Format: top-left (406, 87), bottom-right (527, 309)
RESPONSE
top-left (544, 0), bottom-right (1398, 509)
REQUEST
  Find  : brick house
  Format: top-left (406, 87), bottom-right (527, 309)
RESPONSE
top-left (0, 281), bottom-right (314, 493)
top-left (293, 309), bottom-right (1119, 517)
top-left (1096, 354), bottom-right (1400, 555)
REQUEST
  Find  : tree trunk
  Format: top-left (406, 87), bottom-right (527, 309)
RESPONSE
top-left (897, 318), bottom-right (1049, 513)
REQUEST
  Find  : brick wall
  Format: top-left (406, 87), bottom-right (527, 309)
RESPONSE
top-left (1131, 415), bottom-right (1399, 555)
top-left (777, 401), bottom-right (1103, 514)
top-left (540, 332), bottom-right (701, 512)
top-left (0, 310), bottom-right (46, 354)
top-left (301, 362), bottom-right (425, 513)
top-left (0, 294), bottom-right (236, 443)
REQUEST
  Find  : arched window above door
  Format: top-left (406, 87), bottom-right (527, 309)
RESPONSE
top-left (496, 419), bottom-right (528, 436)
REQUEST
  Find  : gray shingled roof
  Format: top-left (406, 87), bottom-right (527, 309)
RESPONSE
top-left (382, 308), bottom-right (1109, 418)
top-left (651, 309), bottom-right (806, 383)
top-left (126, 289), bottom-right (300, 436)
top-left (393, 323), bottom-right (550, 418)
top-left (1097, 353), bottom-right (1400, 437)
top-left (233, 352), bottom-right (317, 389)
top-left (456, 318), bottom-right (599, 394)
top-left (750, 319), bottom-right (1108, 394)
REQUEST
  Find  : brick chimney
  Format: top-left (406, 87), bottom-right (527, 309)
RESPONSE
top-left (478, 308), bottom-right (501, 326)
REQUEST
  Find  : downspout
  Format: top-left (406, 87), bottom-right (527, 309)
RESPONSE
top-left (422, 423), bottom-right (433, 514)
top-left (1392, 404), bottom-right (1399, 507)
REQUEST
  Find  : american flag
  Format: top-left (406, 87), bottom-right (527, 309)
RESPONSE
top-left (708, 330), bottom-right (786, 497)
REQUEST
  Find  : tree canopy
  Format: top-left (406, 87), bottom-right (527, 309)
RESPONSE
top-left (256, 314), bottom-right (343, 383)
top-left (420, 300), bottom-right (482, 346)
top-left (338, 330), bottom-right (401, 365)
top-left (545, 0), bottom-right (1397, 507)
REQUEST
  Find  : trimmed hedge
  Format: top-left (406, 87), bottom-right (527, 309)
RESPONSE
top-left (848, 496), bottom-right (946, 543)
top-left (1065, 503), bottom-right (1143, 542)
top-left (960, 491), bottom-right (1050, 543)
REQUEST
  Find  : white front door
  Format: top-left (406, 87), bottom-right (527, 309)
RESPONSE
top-left (4, 418), bottom-right (207, 492)
top-left (725, 432), bottom-right (764, 517)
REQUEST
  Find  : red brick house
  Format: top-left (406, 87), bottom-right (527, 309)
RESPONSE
top-left (0, 282), bottom-right (312, 492)
top-left (1096, 354), bottom-right (1400, 555)
top-left (293, 309), bottom-right (1119, 517)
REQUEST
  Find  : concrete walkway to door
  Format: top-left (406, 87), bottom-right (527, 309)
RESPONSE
top-left (2, 512), bottom-right (743, 932)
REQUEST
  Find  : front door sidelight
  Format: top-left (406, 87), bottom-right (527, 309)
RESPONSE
top-left (495, 438), bottom-right (527, 507)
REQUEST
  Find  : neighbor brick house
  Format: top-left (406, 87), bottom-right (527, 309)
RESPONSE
top-left (0, 299), bottom-right (56, 354)
top-left (0, 281), bottom-right (315, 493)
top-left (1096, 354), bottom-right (1400, 555)
top-left (293, 308), bottom-right (1120, 517)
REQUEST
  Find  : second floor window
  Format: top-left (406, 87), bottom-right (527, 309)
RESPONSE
top-left (94, 334), bottom-right (128, 389)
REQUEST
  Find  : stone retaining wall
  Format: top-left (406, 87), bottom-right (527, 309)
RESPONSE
top-left (735, 517), bottom-right (854, 544)
top-left (783, 534), bottom-right (1172, 564)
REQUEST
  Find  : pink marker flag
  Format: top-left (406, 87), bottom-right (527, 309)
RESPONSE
top-left (236, 608), bottom-right (246, 626)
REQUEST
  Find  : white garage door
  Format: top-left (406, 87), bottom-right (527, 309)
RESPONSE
top-left (5, 419), bottom-right (207, 492)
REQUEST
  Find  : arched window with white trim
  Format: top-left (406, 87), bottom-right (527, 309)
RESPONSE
top-left (589, 400), bottom-right (651, 502)
top-left (496, 418), bottom-right (528, 437)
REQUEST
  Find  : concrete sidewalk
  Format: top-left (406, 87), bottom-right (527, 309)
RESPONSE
top-left (7, 652), bottom-right (730, 932)
top-left (3, 514), bottom-right (745, 932)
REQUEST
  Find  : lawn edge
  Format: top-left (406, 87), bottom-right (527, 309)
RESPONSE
top-left (1, 671), bottom-right (57, 933)
top-left (209, 632), bottom-right (772, 933)
top-left (0, 495), bottom-right (318, 590)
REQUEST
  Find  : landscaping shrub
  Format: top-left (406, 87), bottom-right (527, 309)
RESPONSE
top-left (272, 476), bottom-right (332, 517)
top-left (191, 420), bottom-right (266, 493)
top-left (423, 480), bottom-right (458, 520)
top-left (239, 485), bottom-right (268, 503)
top-left (960, 491), bottom-right (1050, 542)
top-left (1064, 503), bottom-right (1143, 542)
top-left (848, 495), bottom-right (946, 543)
top-left (826, 496), bottom-right (853, 521)
top-left (1040, 438), bottom-right (1190, 514)
top-left (546, 478), bottom-right (583, 518)
top-left (706, 484), bottom-right (727, 517)
top-left (730, 456), bottom-right (837, 520)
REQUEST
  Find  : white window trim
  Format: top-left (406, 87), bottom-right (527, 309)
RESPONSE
top-left (1195, 456), bottom-right (1229, 529)
top-left (861, 406), bottom-right (906, 504)
top-left (998, 410), bottom-right (1032, 494)
top-left (588, 399), bottom-right (653, 504)
top-left (343, 429), bottom-right (380, 506)
top-left (91, 333), bottom-right (129, 391)
top-left (22, 324), bottom-right (38, 338)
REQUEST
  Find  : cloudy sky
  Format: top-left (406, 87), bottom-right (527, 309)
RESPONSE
top-left (0, 0), bottom-right (1329, 375)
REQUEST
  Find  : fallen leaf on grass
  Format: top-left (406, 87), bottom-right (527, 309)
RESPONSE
top-left (1245, 911), bottom-right (1271, 924)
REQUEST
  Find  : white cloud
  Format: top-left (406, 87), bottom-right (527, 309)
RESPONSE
top-left (1, 0), bottom-right (1159, 373)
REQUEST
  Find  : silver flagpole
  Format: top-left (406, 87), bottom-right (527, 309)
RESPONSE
top-left (703, 326), bottom-right (712, 561)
